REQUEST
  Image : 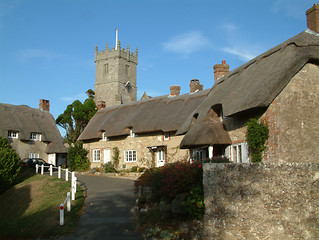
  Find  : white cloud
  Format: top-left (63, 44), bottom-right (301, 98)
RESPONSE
top-left (219, 22), bottom-right (265, 62)
top-left (60, 93), bottom-right (87, 102)
top-left (19, 49), bottom-right (65, 61)
top-left (222, 47), bottom-right (255, 61)
top-left (162, 31), bottom-right (210, 57)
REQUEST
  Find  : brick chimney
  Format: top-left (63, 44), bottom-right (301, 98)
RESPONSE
top-left (306, 4), bottom-right (319, 33)
top-left (39, 99), bottom-right (50, 112)
top-left (169, 85), bottom-right (181, 96)
top-left (97, 101), bottom-right (106, 111)
top-left (190, 79), bottom-right (203, 93)
top-left (213, 60), bottom-right (230, 81)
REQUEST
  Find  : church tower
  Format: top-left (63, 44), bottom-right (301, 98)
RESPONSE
top-left (94, 29), bottom-right (138, 108)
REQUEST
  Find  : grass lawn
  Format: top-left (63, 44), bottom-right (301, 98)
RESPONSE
top-left (0, 168), bottom-right (85, 240)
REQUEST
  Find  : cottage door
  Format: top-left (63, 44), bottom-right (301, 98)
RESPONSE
top-left (156, 150), bottom-right (165, 167)
top-left (104, 149), bottom-right (111, 164)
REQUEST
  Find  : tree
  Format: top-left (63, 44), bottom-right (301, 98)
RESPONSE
top-left (67, 141), bottom-right (90, 171)
top-left (0, 137), bottom-right (21, 193)
top-left (56, 89), bottom-right (97, 143)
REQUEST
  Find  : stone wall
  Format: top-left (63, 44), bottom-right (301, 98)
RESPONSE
top-left (202, 163), bottom-right (319, 240)
top-left (83, 131), bottom-right (189, 169)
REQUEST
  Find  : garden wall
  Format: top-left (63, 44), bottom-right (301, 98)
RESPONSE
top-left (202, 163), bottom-right (319, 240)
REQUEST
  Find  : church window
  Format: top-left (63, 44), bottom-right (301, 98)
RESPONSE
top-left (125, 64), bottom-right (130, 76)
top-left (104, 63), bottom-right (109, 75)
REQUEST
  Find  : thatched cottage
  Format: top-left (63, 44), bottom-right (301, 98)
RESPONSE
top-left (0, 100), bottom-right (67, 166)
top-left (177, 4), bottom-right (319, 163)
top-left (78, 81), bottom-right (210, 169)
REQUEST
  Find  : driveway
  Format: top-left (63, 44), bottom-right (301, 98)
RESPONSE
top-left (60, 175), bottom-right (143, 240)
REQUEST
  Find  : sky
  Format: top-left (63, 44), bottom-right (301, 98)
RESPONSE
top-left (0, 0), bottom-right (315, 136)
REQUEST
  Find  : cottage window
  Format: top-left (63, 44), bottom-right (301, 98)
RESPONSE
top-left (228, 142), bottom-right (249, 163)
top-left (8, 130), bottom-right (18, 139)
top-left (93, 149), bottom-right (101, 162)
top-left (28, 153), bottom-right (39, 159)
top-left (102, 132), bottom-right (109, 141)
top-left (30, 133), bottom-right (41, 141)
top-left (163, 132), bottom-right (170, 141)
top-left (124, 150), bottom-right (136, 162)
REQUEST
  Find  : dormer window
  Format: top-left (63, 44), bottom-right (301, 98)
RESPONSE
top-left (102, 132), bottom-right (109, 141)
top-left (130, 129), bottom-right (136, 138)
top-left (8, 130), bottom-right (18, 139)
top-left (163, 132), bottom-right (170, 141)
top-left (30, 133), bottom-right (41, 141)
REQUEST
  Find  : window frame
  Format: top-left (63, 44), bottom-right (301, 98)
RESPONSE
top-left (124, 150), bottom-right (137, 162)
top-left (8, 130), bottom-right (18, 139)
top-left (163, 132), bottom-right (170, 141)
top-left (28, 153), bottom-right (39, 159)
top-left (93, 149), bottom-right (101, 162)
top-left (30, 133), bottom-right (41, 141)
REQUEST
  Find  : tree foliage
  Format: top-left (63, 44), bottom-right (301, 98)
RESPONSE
top-left (56, 89), bottom-right (97, 143)
top-left (246, 118), bottom-right (269, 163)
top-left (0, 137), bottom-right (21, 193)
top-left (67, 141), bottom-right (90, 171)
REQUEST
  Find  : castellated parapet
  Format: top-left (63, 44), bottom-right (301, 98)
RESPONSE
top-left (95, 41), bottom-right (138, 64)
top-left (94, 40), bottom-right (138, 108)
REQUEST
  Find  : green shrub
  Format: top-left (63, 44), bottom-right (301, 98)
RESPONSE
top-left (130, 166), bottom-right (138, 172)
top-left (246, 118), bottom-right (269, 163)
top-left (67, 141), bottom-right (90, 171)
top-left (135, 161), bottom-right (203, 202)
top-left (112, 147), bottom-right (119, 169)
top-left (0, 137), bottom-right (21, 193)
top-left (103, 162), bottom-right (118, 173)
top-left (182, 185), bottom-right (205, 220)
top-left (138, 167), bottom-right (146, 172)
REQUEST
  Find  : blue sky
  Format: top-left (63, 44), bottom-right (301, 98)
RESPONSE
top-left (0, 0), bottom-right (315, 135)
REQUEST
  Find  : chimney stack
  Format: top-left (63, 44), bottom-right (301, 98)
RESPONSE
top-left (213, 60), bottom-right (230, 81)
top-left (169, 85), bottom-right (181, 96)
top-left (97, 101), bottom-right (106, 111)
top-left (306, 4), bottom-right (319, 33)
top-left (39, 99), bottom-right (50, 112)
top-left (190, 79), bottom-right (203, 93)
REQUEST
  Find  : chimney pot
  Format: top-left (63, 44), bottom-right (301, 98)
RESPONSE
top-left (39, 99), bottom-right (50, 112)
top-left (97, 101), bottom-right (106, 111)
top-left (306, 4), bottom-right (319, 33)
top-left (213, 60), bottom-right (230, 82)
top-left (189, 79), bottom-right (203, 93)
top-left (170, 85), bottom-right (181, 96)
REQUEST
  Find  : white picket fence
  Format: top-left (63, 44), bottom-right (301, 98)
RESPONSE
top-left (35, 164), bottom-right (77, 226)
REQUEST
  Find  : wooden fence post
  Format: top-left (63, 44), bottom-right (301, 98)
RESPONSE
top-left (50, 165), bottom-right (53, 176)
top-left (41, 164), bottom-right (44, 175)
top-left (65, 168), bottom-right (68, 181)
top-left (60, 204), bottom-right (64, 226)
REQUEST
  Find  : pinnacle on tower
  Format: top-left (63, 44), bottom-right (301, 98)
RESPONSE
top-left (118, 40), bottom-right (121, 49)
top-left (106, 42), bottom-right (109, 51)
top-left (95, 45), bottom-right (98, 54)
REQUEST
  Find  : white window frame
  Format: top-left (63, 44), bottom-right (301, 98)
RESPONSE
top-left (102, 132), bottom-right (109, 141)
top-left (129, 129), bottom-right (136, 138)
top-left (8, 130), bottom-right (18, 139)
top-left (163, 132), bottom-right (170, 141)
top-left (30, 133), bottom-right (41, 141)
top-left (229, 142), bottom-right (249, 163)
top-left (124, 150), bottom-right (136, 162)
top-left (93, 149), bottom-right (101, 162)
top-left (28, 153), bottom-right (39, 159)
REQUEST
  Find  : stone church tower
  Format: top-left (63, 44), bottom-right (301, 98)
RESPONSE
top-left (94, 33), bottom-right (138, 109)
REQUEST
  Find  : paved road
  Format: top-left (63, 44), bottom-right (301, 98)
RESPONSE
top-left (60, 175), bottom-right (143, 240)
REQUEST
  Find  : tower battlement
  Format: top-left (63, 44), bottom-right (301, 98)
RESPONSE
top-left (95, 41), bottom-right (138, 64)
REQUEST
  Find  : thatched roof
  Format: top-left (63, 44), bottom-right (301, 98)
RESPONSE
top-left (178, 30), bottom-right (319, 148)
top-left (78, 89), bottom-right (210, 141)
top-left (0, 103), bottom-right (67, 153)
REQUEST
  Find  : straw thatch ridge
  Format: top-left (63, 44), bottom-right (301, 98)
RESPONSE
top-left (177, 30), bottom-right (319, 147)
top-left (78, 89), bottom-right (211, 141)
top-left (0, 103), bottom-right (67, 153)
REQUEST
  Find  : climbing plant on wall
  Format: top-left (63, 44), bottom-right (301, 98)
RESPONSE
top-left (246, 118), bottom-right (269, 163)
